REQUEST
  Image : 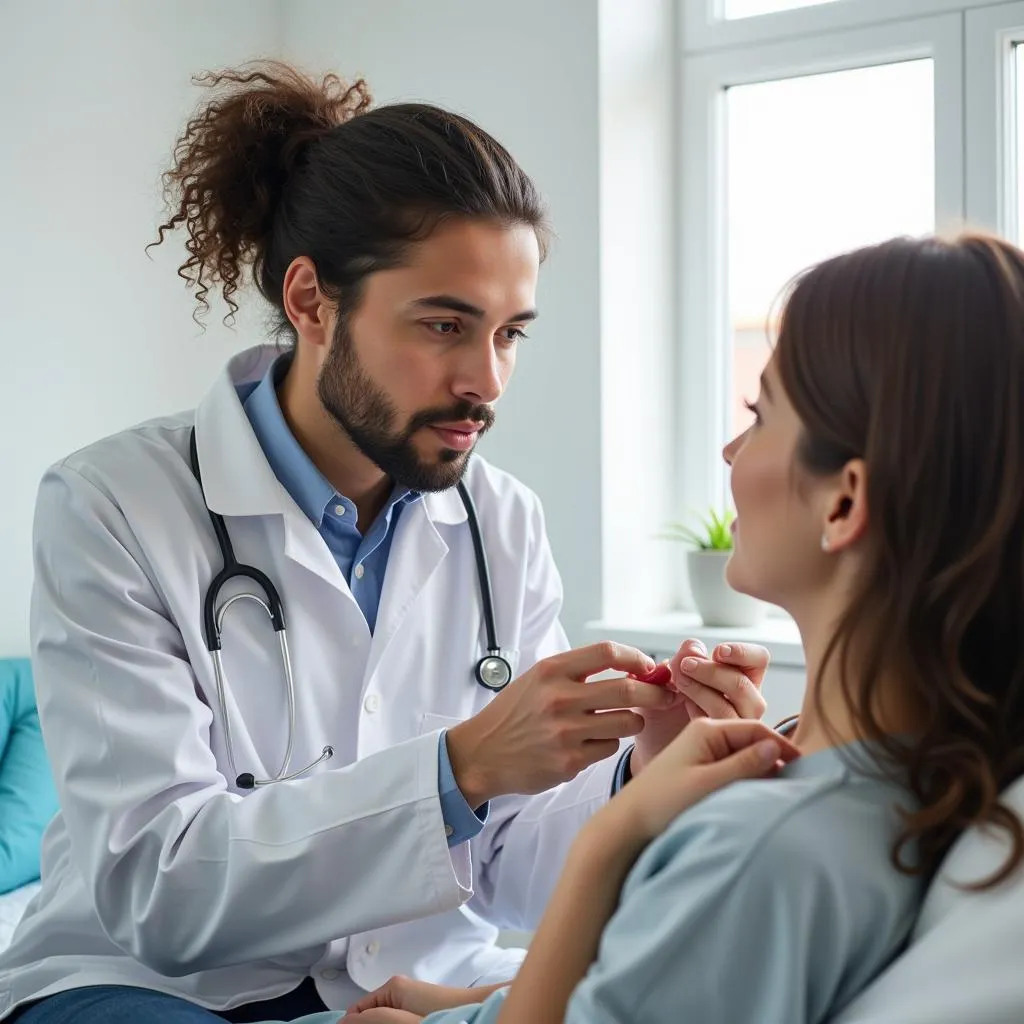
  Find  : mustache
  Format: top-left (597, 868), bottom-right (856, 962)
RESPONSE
top-left (408, 401), bottom-right (495, 435)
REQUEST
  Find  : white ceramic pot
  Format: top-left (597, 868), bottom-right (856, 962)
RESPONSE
top-left (686, 549), bottom-right (766, 628)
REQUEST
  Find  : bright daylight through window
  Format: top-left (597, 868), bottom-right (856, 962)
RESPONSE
top-left (726, 60), bottom-right (934, 435)
top-left (724, 0), bottom-right (841, 18)
top-left (666, 0), bottom-right (1024, 632)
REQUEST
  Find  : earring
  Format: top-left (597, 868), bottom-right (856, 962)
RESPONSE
top-left (821, 534), bottom-right (830, 552)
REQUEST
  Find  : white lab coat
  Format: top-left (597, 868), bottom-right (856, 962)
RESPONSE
top-left (0, 347), bottom-right (620, 1018)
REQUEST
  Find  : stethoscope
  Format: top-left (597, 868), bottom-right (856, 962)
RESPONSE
top-left (188, 426), bottom-right (513, 790)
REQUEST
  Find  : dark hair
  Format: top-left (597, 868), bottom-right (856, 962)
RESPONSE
top-left (775, 233), bottom-right (1024, 887)
top-left (150, 61), bottom-right (549, 329)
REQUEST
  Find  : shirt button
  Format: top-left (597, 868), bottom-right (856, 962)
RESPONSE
top-left (354, 563), bottom-right (365, 580)
top-left (444, 824), bottom-right (454, 838)
top-left (366, 941), bottom-right (380, 956)
top-left (321, 968), bottom-right (340, 980)
top-left (364, 694), bottom-right (380, 713)
top-left (334, 504), bottom-right (346, 516)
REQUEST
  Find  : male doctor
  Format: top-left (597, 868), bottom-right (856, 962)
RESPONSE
top-left (0, 64), bottom-right (769, 1024)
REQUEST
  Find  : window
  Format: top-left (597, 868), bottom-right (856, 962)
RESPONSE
top-left (726, 60), bottom-right (934, 435)
top-left (724, 0), bottom-right (841, 18)
top-left (597, 0), bottom-right (1024, 629)
top-left (676, 8), bottom-right (964, 540)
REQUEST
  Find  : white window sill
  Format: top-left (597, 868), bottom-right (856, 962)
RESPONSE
top-left (583, 612), bottom-right (805, 668)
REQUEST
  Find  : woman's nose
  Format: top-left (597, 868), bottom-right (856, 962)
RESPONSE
top-left (722, 427), bottom-right (749, 466)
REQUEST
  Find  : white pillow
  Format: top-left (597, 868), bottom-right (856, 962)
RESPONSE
top-left (832, 776), bottom-right (1024, 1023)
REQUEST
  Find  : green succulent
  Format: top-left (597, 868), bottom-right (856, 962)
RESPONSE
top-left (661, 508), bottom-right (735, 551)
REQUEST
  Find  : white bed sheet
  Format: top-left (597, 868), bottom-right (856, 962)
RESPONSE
top-left (0, 882), bottom-right (40, 952)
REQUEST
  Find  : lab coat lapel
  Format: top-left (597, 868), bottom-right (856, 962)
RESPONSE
top-left (280, 508), bottom-right (349, 593)
top-left (193, 345), bottom-right (353, 597)
top-left (369, 486), bottom-right (467, 673)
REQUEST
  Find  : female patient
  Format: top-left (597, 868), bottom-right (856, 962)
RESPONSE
top-left (301, 232), bottom-right (1024, 1023)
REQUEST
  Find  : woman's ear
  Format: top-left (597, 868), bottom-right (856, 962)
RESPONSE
top-left (821, 459), bottom-right (868, 553)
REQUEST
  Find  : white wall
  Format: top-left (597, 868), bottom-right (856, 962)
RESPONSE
top-left (2, 0), bottom-right (607, 654)
top-left (0, 0), bottom-right (281, 655)
top-left (282, 0), bottom-right (605, 646)
top-left (599, 0), bottom-right (678, 621)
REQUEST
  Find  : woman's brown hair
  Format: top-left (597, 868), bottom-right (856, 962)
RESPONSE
top-left (776, 233), bottom-right (1024, 887)
top-left (149, 61), bottom-right (548, 329)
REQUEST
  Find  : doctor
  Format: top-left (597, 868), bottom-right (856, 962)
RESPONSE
top-left (0, 63), bottom-right (769, 1023)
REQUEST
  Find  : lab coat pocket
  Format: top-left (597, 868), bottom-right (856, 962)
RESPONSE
top-left (420, 646), bottom-right (520, 729)
top-left (419, 712), bottom-right (466, 736)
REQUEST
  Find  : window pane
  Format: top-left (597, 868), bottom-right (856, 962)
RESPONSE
top-left (726, 60), bottom-right (934, 438)
top-left (724, 0), bottom-right (841, 19)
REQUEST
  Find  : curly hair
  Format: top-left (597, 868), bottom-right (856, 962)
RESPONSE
top-left (775, 233), bottom-right (1024, 888)
top-left (149, 60), bottom-right (548, 329)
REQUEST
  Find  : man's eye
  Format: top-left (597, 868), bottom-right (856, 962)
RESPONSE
top-left (427, 321), bottom-right (459, 336)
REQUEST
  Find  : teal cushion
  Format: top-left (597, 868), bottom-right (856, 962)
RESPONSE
top-left (0, 659), bottom-right (59, 894)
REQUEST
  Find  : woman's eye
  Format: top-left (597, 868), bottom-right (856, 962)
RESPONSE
top-left (743, 399), bottom-right (762, 426)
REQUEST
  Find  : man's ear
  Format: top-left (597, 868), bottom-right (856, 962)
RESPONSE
top-left (281, 256), bottom-right (332, 349)
top-left (821, 458), bottom-right (868, 553)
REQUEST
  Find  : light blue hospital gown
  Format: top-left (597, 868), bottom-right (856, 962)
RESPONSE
top-left (273, 743), bottom-right (924, 1024)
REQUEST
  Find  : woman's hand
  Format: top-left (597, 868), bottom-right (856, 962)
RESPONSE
top-left (343, 975), bottom-right (504, 1020)
top-left (493, 718), bottom-right (799, 1024)
top-left (630, 640), bottom-right (770, 775)
top-left (599, 717), bottom-right (801, 844)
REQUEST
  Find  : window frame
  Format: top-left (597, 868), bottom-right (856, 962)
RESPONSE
top-left (684, 0), bottom-right (1006, 51)
top-left (675, 10), bottom-right (965, 540)
top-left (965, 1), bottom-right (1024, 234)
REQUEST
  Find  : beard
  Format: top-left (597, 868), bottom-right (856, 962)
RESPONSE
top-left (317, 317), bottom-right (495, 493)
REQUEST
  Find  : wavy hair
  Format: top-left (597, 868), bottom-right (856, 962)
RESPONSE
top-left (776, 233), bottom-right (1024, 887)
top-left (149, 61), bottom-right (549, 329)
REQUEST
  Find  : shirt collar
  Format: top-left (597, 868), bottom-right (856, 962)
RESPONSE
top-left (242, 353), bottom-right (420, 528)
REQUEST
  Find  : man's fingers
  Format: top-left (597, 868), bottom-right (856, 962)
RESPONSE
top-left (545, 641), bottom-right (656, 681)
top-left (581, 738), bottom-right (626, 765)
top-left (576, 709), bottom-right (646, 741)
top-left (711, 641), bottom-right (770, 683)
top-left (582, 676), bottom-right (677, 712)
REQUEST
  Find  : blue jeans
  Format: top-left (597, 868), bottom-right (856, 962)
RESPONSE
top-left (9, 979), bottom-right (330, 1023)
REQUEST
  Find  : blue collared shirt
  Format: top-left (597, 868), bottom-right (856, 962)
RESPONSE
top-left (239, 355), bottom-right (486, 846)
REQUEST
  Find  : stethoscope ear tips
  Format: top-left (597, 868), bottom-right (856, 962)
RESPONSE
top-left (236, 773), bottom-right (256, 790)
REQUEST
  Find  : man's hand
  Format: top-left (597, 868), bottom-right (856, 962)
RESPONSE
top-left (447, 643), bottom-right (676, 806)
top-left (630, 640), bottom-right (770, 775)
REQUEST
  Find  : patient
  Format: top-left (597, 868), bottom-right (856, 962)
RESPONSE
top-left (277, 232), bottom-right (1024, 1023)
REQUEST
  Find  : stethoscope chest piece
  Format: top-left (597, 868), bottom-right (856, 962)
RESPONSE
top-left (475, 652), bottom-right (513, 692)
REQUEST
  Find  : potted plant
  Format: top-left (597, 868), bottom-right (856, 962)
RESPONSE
top-left (663, 509), bottom-right (766, 628)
